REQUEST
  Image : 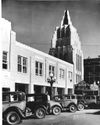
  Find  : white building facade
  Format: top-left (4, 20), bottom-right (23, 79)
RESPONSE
top-left (1, 18), bottom-right (74, 95)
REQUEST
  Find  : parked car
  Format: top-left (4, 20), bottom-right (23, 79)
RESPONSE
top-left (2, 91), bottom-right (26, 125)
top-left (96, 96), bottom-right (100, 108)
top-left (26, 93), bottom-right (48, 119)
top-left (76, 95), bottom-right (88, 111)
top-left (26, 93), bottom-right (62, 117)
top-left (84, 95), bottom-right (97, 108)
top-left (52, 94), bottom-right (77, 113)
top-left (48, 100), bottom-right (62, 115)
top-left (83, 95), bottom-right (100, 108)
top-left (2, 92), bottom-right (62, 125)
top-left (96, 96), bottom-right (100, 105)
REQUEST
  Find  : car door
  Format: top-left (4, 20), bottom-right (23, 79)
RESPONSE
top-left (26, 95), bottom-right (36, 111)
top-left (10, 93), bottom-right (26, 111)
top-left (62, 95), bottom-right (71, 107)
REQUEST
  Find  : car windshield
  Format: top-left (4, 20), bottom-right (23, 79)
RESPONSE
top-left (54, 96), bottom-right (62, 101)
top-left (19, 93), bottom-right (26, 101)
top-left (2, 94), bottom-right (9, 102)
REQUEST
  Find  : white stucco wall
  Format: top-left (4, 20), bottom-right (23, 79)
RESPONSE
top-left (1, 18), bottom-right (74, 94)
top-left (1, 18), bottom-right (13, 90)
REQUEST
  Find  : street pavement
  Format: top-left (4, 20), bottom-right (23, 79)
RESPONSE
top-left (21, 109), bottom-right (100, 125)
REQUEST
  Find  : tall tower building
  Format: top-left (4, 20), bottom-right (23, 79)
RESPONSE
top-left (49, 10), bottom-right (73, 63)
top-left (49, 10), bottom-right (84, 84)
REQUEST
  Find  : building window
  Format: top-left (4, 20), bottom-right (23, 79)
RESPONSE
top-left (17, 55), bottom-right (27, 73)
top-left (59, 68), bottom-right (64, 79)
top-left (68, 71), bottom-right (72, 82)
top-left (49, 65), bottom-right (55, 76)
top-left (76, 74), bottom-right (81, 83)
top-left (23, 57), bottom-right (27, 73)
top-left (35, 61), bottom-right (43, 76)
top-left (18, 56), bottom-right (22, 72)
top-left (76, 54), bottom-right (82, 72)
top-left (2, 51), bottom-right (8, 69)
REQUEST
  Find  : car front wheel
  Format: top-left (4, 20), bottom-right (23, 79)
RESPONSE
top-left (69, 104), bottom-right (77, 113)
top-left (35, 108), bottom-right (46, 119)
top-left (6, 111), bottom-right (21, 125)
top-left (52, 106), bottom-right (61, 115)
top-left (77, 103), bottom-right (85, 111)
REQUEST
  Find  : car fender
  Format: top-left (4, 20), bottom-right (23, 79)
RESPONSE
top-left (49, 104), bottom-right (62, 113)
top-left (78, 101), bottom-right (85, 105)
top-left (51, 104), bottom-right (62, 109)
top-left (3, 106), bottom-right (26, 119)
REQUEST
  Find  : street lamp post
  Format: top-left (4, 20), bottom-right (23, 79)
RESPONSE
top-left (47, 73), bottom-right (56, 100)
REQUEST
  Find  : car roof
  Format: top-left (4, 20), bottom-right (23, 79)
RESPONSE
top-left (26, 93), bottom-right (47, 97)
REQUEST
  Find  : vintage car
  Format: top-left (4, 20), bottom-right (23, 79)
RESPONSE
top-left (26, 93), bottom-right (48, 119)
top-left (26, 93), bottom-right (62, 116)
top-left (53, 94), bottom-right (78, 113)
top-left (84, 95), bottom-right (100, 108)
top-left (2, 92), bottom-right (62, 125)
top-left (76, 95), bottom-right (100, 110)
top-left (96, 96), bottom-right (100, 108)
top-left (48, 100), bottom-right (62, 115)
top-left (2, 91), bottom-right (26, 125)
top-left (96, 96), bottom-right (100, 105)
top-left (3, 92), bottom-right (47, 125)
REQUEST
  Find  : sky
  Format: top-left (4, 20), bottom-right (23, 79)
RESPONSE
top-left (2, 0), bottom-right (100, 59)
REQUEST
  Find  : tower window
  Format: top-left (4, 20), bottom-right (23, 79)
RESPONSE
top-left (2, 51), bottom-right (8, 69)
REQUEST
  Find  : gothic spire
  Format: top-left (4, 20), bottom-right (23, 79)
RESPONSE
top-left (61, 10), bottom-right (72, 27)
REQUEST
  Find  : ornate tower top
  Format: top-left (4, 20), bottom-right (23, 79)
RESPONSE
top-left (61, 10), bottom-right (72, 27)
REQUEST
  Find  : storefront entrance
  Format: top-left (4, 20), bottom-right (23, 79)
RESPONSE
top-left (15, 83), bottom-right (28, 93)
top-left (2, 87), bottom-right (10, 92)
top-left (57, 88), bottom-right (64, 95)
top-left (68, 88), bottom-right (73, 94)
top-left (34, 85), bottom-right (42, 94)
